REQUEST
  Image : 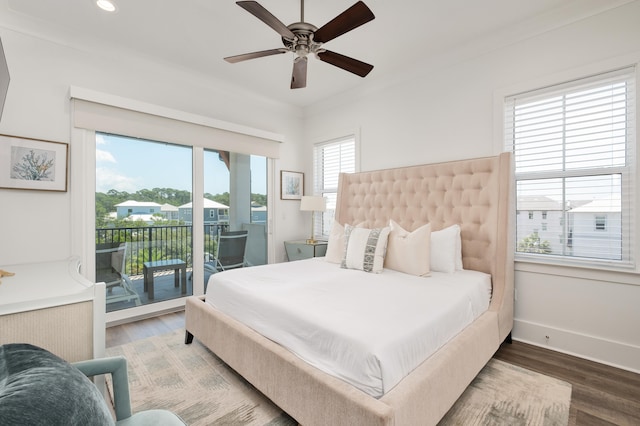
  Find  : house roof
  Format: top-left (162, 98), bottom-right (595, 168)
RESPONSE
top-left (569, 198), bottom-right (621, 213)
top-left (115, 200), bottom-right (162, 208)
top-left (160, 203), bottom-right (179, 212)
top-left (123, 214), bottom-right (162, 222)
top-left (179, 199), bottom-right (229, 209)
top-left (517, 196), bottom-right (563, 211)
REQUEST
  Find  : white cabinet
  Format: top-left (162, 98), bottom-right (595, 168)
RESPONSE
top-left (0, 257), bottom-right (105, 362)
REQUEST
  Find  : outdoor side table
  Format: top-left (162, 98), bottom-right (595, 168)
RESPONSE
top-left (143, 259), bottom-right (187, 300)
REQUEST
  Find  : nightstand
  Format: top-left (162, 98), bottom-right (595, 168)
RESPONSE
top-left (284, 240), bottom-right (328, 261)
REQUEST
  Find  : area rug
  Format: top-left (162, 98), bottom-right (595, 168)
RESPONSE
top-left (106, 330), bottom-right (571, 425)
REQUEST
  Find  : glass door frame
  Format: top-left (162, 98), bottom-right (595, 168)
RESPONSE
top-left (71, 128), bottom-right (276, 325)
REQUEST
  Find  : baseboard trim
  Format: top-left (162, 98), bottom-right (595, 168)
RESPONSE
top-left (513, 319), bottom-right (640, 374)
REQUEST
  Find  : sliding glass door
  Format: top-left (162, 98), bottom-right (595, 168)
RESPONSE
top-left (95, 133), bottom-right (269, 312)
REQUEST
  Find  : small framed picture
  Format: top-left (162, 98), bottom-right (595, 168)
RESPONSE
top-left (280, 170), bottom-right (304, 200)
top-left (0, 134), bottom-right (69, 192)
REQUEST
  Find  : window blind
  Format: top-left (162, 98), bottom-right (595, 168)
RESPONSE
top-left (505, 67), bottom-right (636, 267)
top-left (313, 137), bottom-right (356, 238)
top-left (71, 97), bottom-right (281, 158)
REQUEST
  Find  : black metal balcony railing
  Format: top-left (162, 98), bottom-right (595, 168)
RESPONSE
top-left (96, 224), bottom-right (228, 276)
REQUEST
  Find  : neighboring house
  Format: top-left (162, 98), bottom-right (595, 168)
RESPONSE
top-left (516, 196), bottom-right (564, 254)
top-left (178, 199), bottom-right (229, 225)
top-left (568, 197), bottom-right (622, 260)
top-left (160, 203), bottom-right (179, 221)
top-left (251, 203), bottom-right (267, 224)
top-left (115, 200), bottom-right (163, 219)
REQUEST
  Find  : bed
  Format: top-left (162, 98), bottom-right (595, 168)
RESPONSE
top-left (185, 152), bottom-right (514, 426)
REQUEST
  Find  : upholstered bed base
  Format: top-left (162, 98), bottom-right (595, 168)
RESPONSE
top-left (185, 152), bottom-right (514, 425)
top-left (186, 297), bottom-right (499, 425)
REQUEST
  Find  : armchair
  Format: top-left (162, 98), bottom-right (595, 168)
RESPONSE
top-left (0, 343), bottom-right (185, 425)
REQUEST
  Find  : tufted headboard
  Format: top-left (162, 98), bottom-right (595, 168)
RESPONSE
top-left (335, 153), bottom-right (514, 336)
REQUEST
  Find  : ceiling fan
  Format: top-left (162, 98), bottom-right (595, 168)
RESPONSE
top-left (224, 0), bottom-right (375, 89)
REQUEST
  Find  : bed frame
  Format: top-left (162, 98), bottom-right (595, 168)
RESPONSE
top-left (185, 152), bottom-right (514, 426)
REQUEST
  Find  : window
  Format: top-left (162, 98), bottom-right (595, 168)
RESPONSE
top-left (505, 67), bottom-right (635, 266)
top-left (313, 136), bottom-right (357, 238)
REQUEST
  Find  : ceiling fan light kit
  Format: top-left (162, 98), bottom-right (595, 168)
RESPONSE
top-left (225, 0), bottom-right (375, 89)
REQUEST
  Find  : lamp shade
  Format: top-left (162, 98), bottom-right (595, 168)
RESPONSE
top-left (300, 196), bottom-right (326, 212)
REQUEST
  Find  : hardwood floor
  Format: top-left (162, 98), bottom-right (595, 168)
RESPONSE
top-left (106, 312), bottom-right (640, 425)
top-left (494, 340), bottom-right (640, 426)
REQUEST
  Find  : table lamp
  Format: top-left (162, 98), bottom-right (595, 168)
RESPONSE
top-left (300, 195), bottom-right (326, 244)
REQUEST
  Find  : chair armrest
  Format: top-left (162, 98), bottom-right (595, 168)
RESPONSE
top-left (73, 356), bottom-right (132, 421)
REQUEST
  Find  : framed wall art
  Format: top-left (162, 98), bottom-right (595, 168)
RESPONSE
top-left (0, 134), bottom-right (68, 192)
top-left (280, 170), bottom-right (303, 200)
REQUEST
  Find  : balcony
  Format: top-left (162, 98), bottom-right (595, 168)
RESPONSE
top-left (97, 223), bottom-right (265, 312)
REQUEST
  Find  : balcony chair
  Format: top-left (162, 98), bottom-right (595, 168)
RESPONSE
top-left (204, 230), bottom-right (249, 274)
top-left (96, 242), bottom-right (141, 306)
top-left (0, 343), bottom-right (185, 425)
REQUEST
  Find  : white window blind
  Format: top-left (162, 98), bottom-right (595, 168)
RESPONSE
top-left (505, 67), bottom-right (636, 267)
top-left (313, 136), bottom-right (356, 238)
top-left (71, 96), bottom-right (281, 158)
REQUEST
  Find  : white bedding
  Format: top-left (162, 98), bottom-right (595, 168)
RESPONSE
top-left (205, 258), bottom-right (491, 398)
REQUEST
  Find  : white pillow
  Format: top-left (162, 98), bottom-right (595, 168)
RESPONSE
top-left (325, 221), bottom-right (346, 263)
top-left (430, 224), bottom-right (461, 273)
top-left (385, 220), bottom-right (431, 277)
top-left (341, 225), bottom-right (390, 273)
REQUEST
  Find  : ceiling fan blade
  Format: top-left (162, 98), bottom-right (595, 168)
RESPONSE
top-left (317, 50), bottom-right (373, 77)
top-left (291, 57), bottom-right (307, 89)
top-left (236, 1), bottom-right (296, 40)
top-left (224, 48), bottom-right (288, 63)
top-left (313, 1), bottom-right (375, 44)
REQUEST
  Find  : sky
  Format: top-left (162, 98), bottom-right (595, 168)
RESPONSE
top-left (95, 133), bottom-right (267, 195)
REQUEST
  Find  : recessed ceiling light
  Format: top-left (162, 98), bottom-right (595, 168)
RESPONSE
top-left (96, 0), bottom-right (117, 12)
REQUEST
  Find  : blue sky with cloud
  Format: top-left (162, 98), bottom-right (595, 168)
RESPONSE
top-left (95, 133), bottom-right (266, 195)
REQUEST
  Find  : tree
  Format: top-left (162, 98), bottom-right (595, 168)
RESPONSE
top-left (517, 231), bottom-right (552, 254)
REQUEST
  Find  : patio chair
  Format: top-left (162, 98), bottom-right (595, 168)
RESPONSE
top-left (96, 242), bottom-right (141, 306)
top-left (204, 230), bottom-right (248, 274)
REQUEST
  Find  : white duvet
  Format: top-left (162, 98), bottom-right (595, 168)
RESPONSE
top-left (205, 258), bottom-right (491, 398)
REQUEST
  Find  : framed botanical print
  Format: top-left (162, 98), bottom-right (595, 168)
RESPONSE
top-left (0, 134), bottom-right (69, 192)
top-left (280, 170), bottom-right (304, 200)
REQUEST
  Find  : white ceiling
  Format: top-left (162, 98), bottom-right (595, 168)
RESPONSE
top-left (2, 0), bottom-right (632, 108)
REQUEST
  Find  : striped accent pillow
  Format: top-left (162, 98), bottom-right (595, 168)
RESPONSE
top-left (341, 225), bottom-right (390, 273)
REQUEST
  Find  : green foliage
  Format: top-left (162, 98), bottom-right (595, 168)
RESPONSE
top-left (517, 231), bottom-right (552, 254)
top-left (206, 192), bottom-right (229, 206)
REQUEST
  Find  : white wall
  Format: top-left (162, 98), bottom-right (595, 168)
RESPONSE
top-left (0, 24), bottom-right (305, 266)
top-left (302, 2), bottom-right (640, 372)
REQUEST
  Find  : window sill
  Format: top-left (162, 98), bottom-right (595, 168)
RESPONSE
top-left (514, 257), bottom-right (640, 286)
